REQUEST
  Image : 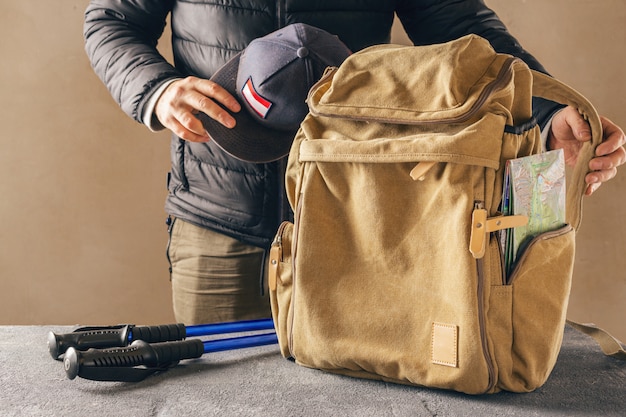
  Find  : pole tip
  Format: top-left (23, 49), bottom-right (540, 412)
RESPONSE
top-left (47, 331), bottom-right (61, 360)
top-left (64, 348), bottom-right (79, 380)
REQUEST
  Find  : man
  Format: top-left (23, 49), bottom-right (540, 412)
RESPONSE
top-left (83, 0), bottom-right (625, 324)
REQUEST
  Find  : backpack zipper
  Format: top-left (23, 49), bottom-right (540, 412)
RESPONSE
top-left (269, 221), bottom-right (290, 292)
top-left (505, 224), bottom-right (573, 285)
top-left (475, 201), bottom-right (497, 393)
top-left (288, 193), bottom-right (304, 355)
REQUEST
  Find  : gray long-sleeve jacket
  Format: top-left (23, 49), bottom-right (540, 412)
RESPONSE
top-left (84, 0), bottom-right (550, 249)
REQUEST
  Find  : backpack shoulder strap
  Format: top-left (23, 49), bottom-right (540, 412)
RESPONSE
top-left (530, 70), bottom-right (602, 231)
top-left (532, 70), bottom-right (625, 360)
top-left (566, 320), bottom-right (626, 360)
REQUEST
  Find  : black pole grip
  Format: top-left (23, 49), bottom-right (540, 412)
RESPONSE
top-left (129, 323), bottom-right (187, 344)
top-left (47, 325), bottom-right (130, 360)
top-left (64, 338), bottom-right (205, 381)
top-left (47, 323), bottom-right (187, 359)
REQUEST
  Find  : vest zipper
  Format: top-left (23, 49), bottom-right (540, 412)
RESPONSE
top-left (276, 0), bottom-right (286, 29)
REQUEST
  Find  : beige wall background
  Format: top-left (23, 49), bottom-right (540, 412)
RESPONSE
top-left (1, 1), bottom-right (624, 341)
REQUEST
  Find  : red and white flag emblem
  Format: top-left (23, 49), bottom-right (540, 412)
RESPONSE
top-left (242, 78), bottom-right (273, 119)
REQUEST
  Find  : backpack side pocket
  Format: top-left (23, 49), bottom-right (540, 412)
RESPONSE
top-left (269, 221), bottom-right (295, 358)
top-left (488, 225), bottom-right (575, 392)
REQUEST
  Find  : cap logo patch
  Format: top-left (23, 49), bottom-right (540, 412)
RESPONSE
top-left (242, 78), bottom-right (272, 119)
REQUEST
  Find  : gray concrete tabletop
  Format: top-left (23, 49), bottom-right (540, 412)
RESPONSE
top-left (0, 325), bottom-right (624, 417)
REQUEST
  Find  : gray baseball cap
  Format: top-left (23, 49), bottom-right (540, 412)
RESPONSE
top-left (200, 23), bottom-right (351, 163)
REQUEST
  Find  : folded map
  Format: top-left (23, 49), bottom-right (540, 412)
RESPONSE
top-left (501, 149), bottom-right (566, 277)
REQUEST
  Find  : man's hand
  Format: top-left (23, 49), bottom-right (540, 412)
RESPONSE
top-left (548, 106), bottom-right (626, 195)
top-left (154, 76), bottom-right (241, 142)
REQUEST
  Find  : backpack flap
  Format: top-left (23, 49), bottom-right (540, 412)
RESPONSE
top-left (308, 36), bottom-right (529, 125)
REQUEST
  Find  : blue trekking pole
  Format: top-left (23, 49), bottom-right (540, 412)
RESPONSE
top-left (63, 331), bottom-right (279, 382)
top-left (47, 318), bottom-right (276, 359)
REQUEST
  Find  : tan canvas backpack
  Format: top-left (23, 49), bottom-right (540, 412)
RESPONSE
top-left (268, 34), bottom-right (624, 394)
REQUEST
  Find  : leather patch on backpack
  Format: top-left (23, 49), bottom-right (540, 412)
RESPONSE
top-left (431, 323), bottom-right (458, 368)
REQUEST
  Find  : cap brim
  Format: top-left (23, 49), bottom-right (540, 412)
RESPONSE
top-left (201, 54), bottom-right (296, 163)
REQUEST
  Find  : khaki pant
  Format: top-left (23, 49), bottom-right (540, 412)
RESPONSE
top-left (167, 218), bottom-right (271, 325)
